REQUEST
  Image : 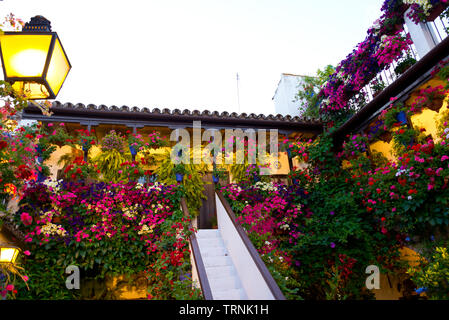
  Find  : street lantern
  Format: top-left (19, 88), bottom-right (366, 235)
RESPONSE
top-left (0, 15), bottom-right (71, 100)
top-left (0, 243), bottom-right (20, 265)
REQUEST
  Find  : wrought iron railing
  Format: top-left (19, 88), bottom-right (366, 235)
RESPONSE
top-left (350, 12), bottom-right (448, 111)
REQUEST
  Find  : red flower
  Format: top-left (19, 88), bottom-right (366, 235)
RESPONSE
top-left (0, 140), bottom-right (7, 149)
top-left (20, 212), bottom-right (33, 226)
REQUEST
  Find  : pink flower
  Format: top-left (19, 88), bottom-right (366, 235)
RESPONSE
top-left (20, 212), bottom-right (33, 226)
top-left (6, 284), bottom-right (14, 291)
top-left (23, 275), bottom-right (29, 282)
top-left (24, 250), bottom-right (31, 256)
top-left (441, 155), bottom-right (449, 162)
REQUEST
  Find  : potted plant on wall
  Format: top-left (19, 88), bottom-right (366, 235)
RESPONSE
top-left (92, 130), bottom-right (128, 182)
top-left (415, 85), bottom-right (448, 112)
top-left (370, 77), bottom-right (386, 97)
top-left (212, 166), bottom-right (228, 184)
top-left (394, 54), bottom-right (417, 76)
top-left (128, 133), bottom-right (145, 161)
top-left (173, 163), bottom-right (187, 182)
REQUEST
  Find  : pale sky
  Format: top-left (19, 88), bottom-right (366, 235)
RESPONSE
top-left (1, 0), bottom-right (384, 115)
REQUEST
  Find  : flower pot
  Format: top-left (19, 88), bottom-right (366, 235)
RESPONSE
top-left (212, 175), bottom-right (219, 183)
top-left (175, 173), bottom-right (184, 182)
top-left (396, 111), bottom-right (408, 125)
top-left (37, 171), bottom-right (46, 183)
top-left (35, 145), bottom-right (43, 154)
top-left (427, 98), bottom-right (444, 112)
top-left (379, 131), bottom-right (392, 143)
top-left (52, 216), bottom-right (62, 223)
top-left (426, 3), bottom-right (449, 21)
top-left (129, 145), bottom-right (137, 156)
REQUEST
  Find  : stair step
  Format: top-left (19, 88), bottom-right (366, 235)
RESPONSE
top-left (200, 247), bottom-right (227, 257)
top-left (196, 229), bottom-right (221, 239)
top-left (209, 276), bottom-right (240, 291)
top-left (212, 288), bottom-right (247, 300)
top-left (204, 265), bottom-right (235, 279)
top-left (197, 237), bottom-right (224, 248)
top-left (203, 256), bottom-right (232, 268)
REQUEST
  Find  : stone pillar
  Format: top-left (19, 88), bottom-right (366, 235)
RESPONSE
top-left (404, 7), bottom-right (439, 59)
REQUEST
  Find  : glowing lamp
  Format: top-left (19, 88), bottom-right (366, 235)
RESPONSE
top-left (0, 15), bottom-right (71, 99)
top-left (0, 243), bottom-right (20, 265)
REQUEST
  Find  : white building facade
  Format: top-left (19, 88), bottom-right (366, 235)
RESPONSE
top-left (272, 73), bottom-right (305, 117)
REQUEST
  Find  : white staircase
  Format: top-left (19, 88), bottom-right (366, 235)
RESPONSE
top-left (196, 229), bottom-right (247, 300)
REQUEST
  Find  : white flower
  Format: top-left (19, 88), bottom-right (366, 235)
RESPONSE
top-left (408, 196), bottom-right (413, 200)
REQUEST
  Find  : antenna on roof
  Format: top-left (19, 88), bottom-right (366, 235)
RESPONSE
top-left (236, 72), bottom-right (241, 113)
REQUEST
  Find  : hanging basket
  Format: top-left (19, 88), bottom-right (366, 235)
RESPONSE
top-left (129, 145), bottom-right (137, 156)
top-left (379, 131), bottom-right (393, 143)
top-left (396, 111), bottom-right (408, 125)
top-left (175, 173), bottom-right (184, 182)
top-left (426, 3), bottom-right (449, 21)
top-left (426, 98), bottom-right (445, 112)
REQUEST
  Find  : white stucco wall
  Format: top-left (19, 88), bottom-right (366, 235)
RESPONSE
top-left (272, 73), bottom-right (305, 117)
top-left (216, 194), bottom-right (275, 300)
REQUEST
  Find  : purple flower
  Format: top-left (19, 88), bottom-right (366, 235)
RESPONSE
top-left (330, 242), bottom-right (336, 248)
top-left (330, 211), bottom-right (335, 216)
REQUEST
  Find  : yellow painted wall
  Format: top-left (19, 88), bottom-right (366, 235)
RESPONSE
top-left (369, 77), bottom-right (449, 161)
top-left (370, 140), bottom-right (396, 162)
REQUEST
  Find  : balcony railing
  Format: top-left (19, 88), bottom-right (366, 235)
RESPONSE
top-left (348, 8), bottom-right (449, 112)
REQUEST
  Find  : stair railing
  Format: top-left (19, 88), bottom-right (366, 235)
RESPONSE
top-left (180, 198), bottom-right (213, 300)
top-left (215, 191), bottom-right (286, 300)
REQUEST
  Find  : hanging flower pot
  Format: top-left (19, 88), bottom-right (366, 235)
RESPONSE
top-left (37, 171), bottom-right (46, 183)
top-left (129, 145), bottom-right (137, 156)
top-left (35, 144), bottom-right (43, 154)
top-left (396, 111), bottom-right (408, 125)
top-left (52, 216), bottom-right (62, 223)
top-left (212, 175), bottom-right (219, 183)
top-left (379, 131), bottom-right (392, 143)
top-left (427, 98), bottom-right (444, 112)
top-left (426, 3), bottom-right (449, 21)
top-left (175, 173), bottom-right (184, 182)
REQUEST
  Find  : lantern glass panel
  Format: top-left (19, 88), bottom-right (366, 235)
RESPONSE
top-left (46, 37), bottom-right (70, 96)
top-left (0, 247), bottom-right (19, 264)
top-left (11, 81), bottom-right (50, 99)
top-left (0, 34), bottom-right (52, 78)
